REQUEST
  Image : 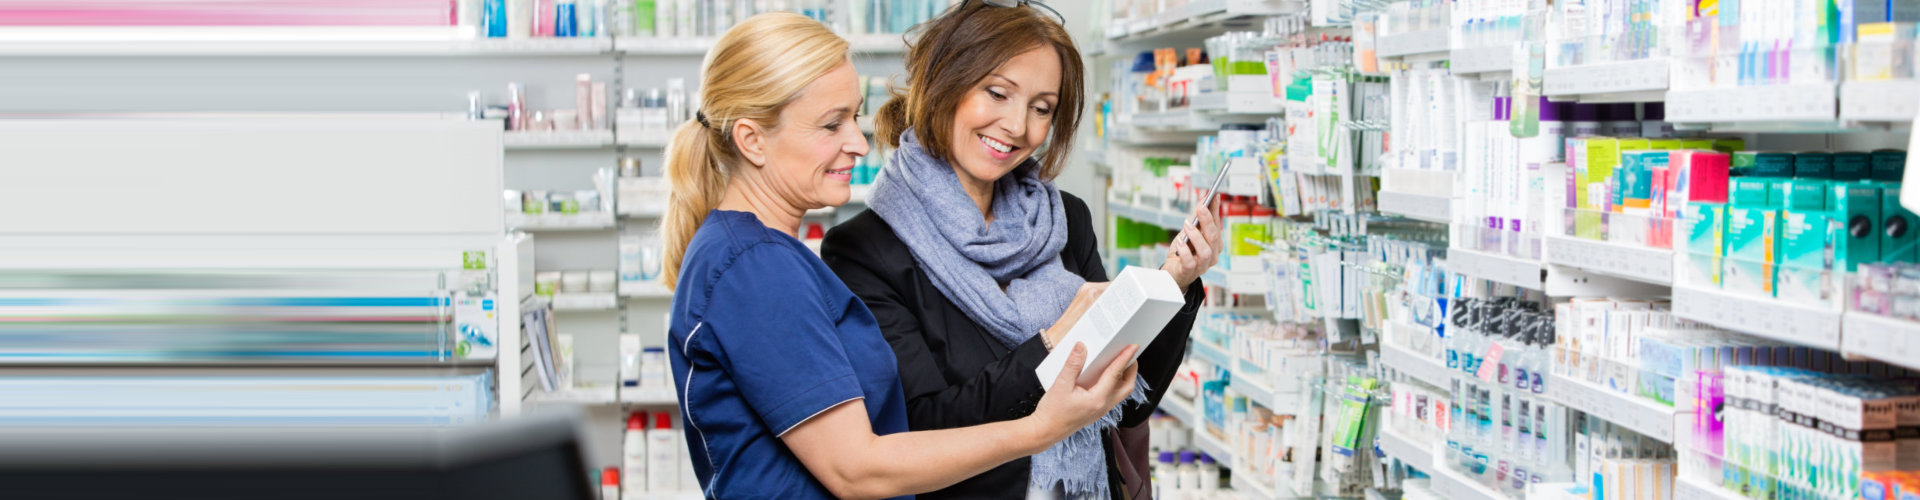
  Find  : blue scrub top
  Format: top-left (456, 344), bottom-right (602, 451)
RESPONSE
top-left (668, 210), bottom-right (911, 500)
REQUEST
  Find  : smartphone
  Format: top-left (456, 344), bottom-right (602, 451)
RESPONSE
top-left (1172, 160), bottom-right (1234, 258)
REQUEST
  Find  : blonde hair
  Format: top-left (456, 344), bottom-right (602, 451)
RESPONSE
top-left (660, 13), bottom-right (850, 288)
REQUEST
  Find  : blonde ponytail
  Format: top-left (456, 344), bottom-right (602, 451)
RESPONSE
top-left (658, 12), bottom-right (851, 288)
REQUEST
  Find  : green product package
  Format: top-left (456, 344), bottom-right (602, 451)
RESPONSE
top-left (1731, 151), bottom-right (1759, 177)
top-left (1832, 152), bottom-right (1871, 181)
top-left (1713, 139), bottom-right (1748, 154)
top-left (1753, 153), bottom-right (1796, 178)
top-left (1831, 182), bottom-right (1885, 271)
top-left (1732, 178), bottom-right (1777, 207)
top-left (1726, 205), bottom-right (1778, 263)
top-left (1872, 150), bottom-right (1908, 182)
top-left (1685, 203), bottom-right (1728, 256)
top-left (1881, 183), bottom-right (1917, 262)
top-left (1793, 152), bottom-right (1833, 179)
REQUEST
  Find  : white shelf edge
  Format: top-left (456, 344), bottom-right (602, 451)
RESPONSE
top-left (1674, 476), bottom-right (1746, 500)
top-left (1543, 58), bottom-right (1670, 98)
top-left (1666, 84), bottom-right (1837, 123)
top-left (1377, 429), bottom-right (1436, 472)
top-left (1843, 311), bottom-right (1920, 371)
top-left (1380, 340), bottom-right (1454, 390)
top-left (506, 212), bottom-right (617, 231)
top-left (504, 130), bottom-right (616, 149)
top-left (1429, 460), bottom-right (1513, 500)
top-left (1543, 235), bottom-right (1674, 285)
top-left (1450, 46), bottom-right (1514, 74)
top-left (1377, 190), bottom-right (1451, 224)
top-left (1672, 283), bottom-right (1843, 351)
top-left (1446, 247), bottom-right (1546, 290)
top-left (1376, 29), bottom-right (1450, 58)
top-left (550, 292), bottom-right (618, 311)
top-left (525, 385), bottom-right (619, 404)
top-left (618, 284), bottom-right (675, 299)
top-left (617, 387), bottom-right (678, 405)
top-left (1839, 79), bottom-right (1920, 122)
top-left (1544, 372), bottom-right (1677, 443)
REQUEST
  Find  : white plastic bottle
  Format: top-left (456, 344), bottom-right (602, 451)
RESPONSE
top-left (1153, 451), bottom-right (1177, 499)
top-left (623, 412), bottom-right (648, 495)
top-left (646, 412), bottom-right (680, 493)
top-left (600, 467), bottom-right (620, 500)
top-left (1197, 453), bottom-right (1220, 493)
top-left (1177, 451), bottom-right (1199, 498)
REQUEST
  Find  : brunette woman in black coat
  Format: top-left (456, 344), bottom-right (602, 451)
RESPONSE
top-left (821, 3), bottom-right (1223, 498)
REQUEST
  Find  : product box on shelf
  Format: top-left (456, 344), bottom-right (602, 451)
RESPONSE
top-left (1725, 205), bottom-right (1778, 263)
top-left (1882, 184), bottom-right (1919, 262)
top-left (1835, 182), bottom-right (1887, 271)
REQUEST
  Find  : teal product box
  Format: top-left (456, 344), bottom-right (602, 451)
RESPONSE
top-left (1733, 178), bottom-right (1777, 206)
top-left (1882, 183), bottom-right (1917, 262)
top-left (1832, 182), bottom-right (1884, 271)
top-left (1872, 150), bottom-right (1907, 182)
top-left (1727, 206), bottom-right (1779, 262)
top-left (1793, 152), bottom-right (1833, 179)
top-left (1685, 203), bottom-right (1728, 256)
top-left (1679, 251), bottom-right (1724, 287)
top-left (1618, 151), bottom-right (1660, 211)
top-left (1783, 179), bottom-right (1831, 210)
top-left (1777, 263), bottom-right (1836, 307)
top-left (1723, 257), bottom-right (1777, 297)
top-left (1753, 152), bottom-right (1797, 177)
top-left (1779, 209), bottom-right (1842, 268)
top-left (1832, 152), bottom-right (1871, 181)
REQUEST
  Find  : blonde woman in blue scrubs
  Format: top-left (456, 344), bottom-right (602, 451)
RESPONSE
top-left (656, 13), bottom-right (1141, 500)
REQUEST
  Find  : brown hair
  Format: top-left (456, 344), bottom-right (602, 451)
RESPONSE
top-left (660, 13), bottom-right (850, 288)
top-left (874, 1), bottom-right (1084, 180)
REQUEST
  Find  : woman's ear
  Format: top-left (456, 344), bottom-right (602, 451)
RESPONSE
top-left (732, 118), bottom-right (769, 168)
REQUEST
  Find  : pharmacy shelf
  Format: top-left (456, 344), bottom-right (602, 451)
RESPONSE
top-left (1377, 429), bottom-right (1436, 472)
top-left (1671, 284), bottom-right (1843, 351)
top-left (507, 212), bottom-right (617, 231)
top-left (1128, 108), bottom-right (1268, 132)
top-left (1380, 341), bottom-right (1453, 390)
top-left (1542, 59), bottom-right (1669, 98)
top-left (1430, 462), bottom-right (1511, 500)
top-left (619, 388), bottom-right (678, 405)
top-left (0, 37), bottom-right (614, 57)
top-left (551, 292), bottom-right (618, 311)
top-left (1450, 46), bottom-right (1513, 74)
top-left (1191, 91), bottom-right (1285, 114)
top-left (1666, 84), bottom-right (1837, 123)
top-left (525, 385), bottom-right (619, 405)
top-left (1235, 366), bottom-right (1281, 412)
top-left (619, 283), bottom-right (675, 299)
top-left (1194, 427), bottom-right (1236, 464)
top-left (1203, 266), bottom-right (1269, 294)
top-left (1104, 0), bottom-right (1300, 48)
top-left (1376, 29), bottom-right (1450, 58)
top-left (616, 129), bottom-right (672, 148)
top-left (1445, 247), bottom-right (1546, 289)
top-left (505, 130), bottom-right (616, 149)
top-left (1839, 80), bottom-right (1920, 122)
top-left (1377, 191), bottom-right (1451, 224)
top-left (1543, 236), bottom-right (1673, 285)
top-left (613, 33), bottom-right (910, 55)
top-left (1241, 477), bottom-right (1282, 500)
top-left (1160, 395), bottom-right (1202, 427)
top-left (1193, 339), bottom-right (1236, 368)
top-left (1543, 373), bottom-right (1676, 443)
top-left (1674, 477), bottom-right (1746, 500)
top-left (1108, 198), bottom-right (1189, 230)
top-left (1842, 312), bottom-right (1920, 371)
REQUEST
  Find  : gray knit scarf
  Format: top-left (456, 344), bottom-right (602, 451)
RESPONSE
top-left (869, 131), bottom-right (1146, 499)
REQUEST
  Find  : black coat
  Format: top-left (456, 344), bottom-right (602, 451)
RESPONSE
top-left (821, 191), bottom-right (1203, 499)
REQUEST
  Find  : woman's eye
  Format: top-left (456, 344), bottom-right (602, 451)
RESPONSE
top-left (987, 89), bottom-right (1007, 101)
top-left (1035, 106), bottom-right (1053, 116)
top-left (825, 122), bottom-right (842, 132)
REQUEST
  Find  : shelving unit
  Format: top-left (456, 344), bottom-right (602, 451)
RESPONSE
top-left (551, 292), bottom-right (619, 311)
top-left (504, 130), bottom-right (617, 149)
top-left (1839, 80), bottom-right (1920, 122)
top-left (1377, 191), bottom-right (1451, 224)
top-left (1376, 29), bottom-right (1450, 58)
top-left (1543, 235), bottom-right (1674, 285)
top-left (1543, 373), bottom-right (1676, 443)
top-left (1103, 0), bottom-right (1301, 49)
top-left (1376, 429), bottom-right (1437, 473)
top-left (507, 212), bottom-right (618, 231)
top-left (525, 385), bottom-right (620, 405)
top-left (1108, 198), bottom-right (1191, 230)
top-left (1444, 248), bottom-right (1545, 289)
top-left (619, 388), bottom-right (678, 406)
top-left (1379, 341), bottom-right (1452, 389)
top-left (1666, 84), bottom-right (1838, 123)
top-left (1674, 476), bottom-right (1746, 500)
top-left (1841, 312), bottom-right (1920, 370)
top-left (1450, 46), bottom-right (1513, 74)
top-left (1671, 284), bottom-right (1843, 351)
top-left (1429, 463), bottom-right (1511, 500)
top-left (1542, 58), bottom-right (1669, 99)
